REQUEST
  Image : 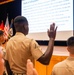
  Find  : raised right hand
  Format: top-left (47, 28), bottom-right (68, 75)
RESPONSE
top-left (47, 23), bottom-right (57, 39)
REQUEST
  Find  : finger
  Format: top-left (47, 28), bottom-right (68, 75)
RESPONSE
top-left (55, 26), bottom-right (58, 31)
top-left (33, 68), bottom-right (38, 75)
top-left (50, 25), bottom-right (53, 30)
top-left (52, 22), bottom-right (55, 25)
top-left (52, 23), bottom-right (55, 30)
top-left (50, 23), bottom-right (55, 30)
top-left (47, 29), bottom-right (50, 36)
top-left (27, 59), bottom-right (33, 75)
top-left (47, 29), bottom-right (49, 33)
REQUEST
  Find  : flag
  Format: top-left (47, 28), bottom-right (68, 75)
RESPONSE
top-left (9, 19), bottom-right (13, 37)
top-left (0, 21), bottom-right (4, 31)
top-left (4, 15), bottom-right (10, 40)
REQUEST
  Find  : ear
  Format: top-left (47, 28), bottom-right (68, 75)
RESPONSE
top-left (23, 25), bottom-right (29, 35)
top-left (24, 25), bottom-right (28, 30)
top-left (67, 47), bottom-right (70, 52)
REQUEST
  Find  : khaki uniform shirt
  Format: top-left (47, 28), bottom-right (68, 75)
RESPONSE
top-left (51, 56), bottom-right (74, 75)
top-left (5, 32), bottom-right (43, 74)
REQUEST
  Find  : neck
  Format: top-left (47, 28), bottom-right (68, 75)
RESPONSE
top-left (69, 53), bottom-right (74, 57)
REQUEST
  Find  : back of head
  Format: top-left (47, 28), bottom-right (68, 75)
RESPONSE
top-left (14, 16), bottom-right (28, 24)
top-left (67, 36), bottom-right (74, 46)
top-left (14, 16), bottom-right (29, 35)
top-left (67, 36), bottom-right (74, 54)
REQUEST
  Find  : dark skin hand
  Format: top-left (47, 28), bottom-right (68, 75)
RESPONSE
top-left (37, 23), bottom-right (57, 65)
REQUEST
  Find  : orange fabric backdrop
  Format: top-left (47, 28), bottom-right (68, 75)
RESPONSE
top-left (35, 55), bottom-right (67, 75)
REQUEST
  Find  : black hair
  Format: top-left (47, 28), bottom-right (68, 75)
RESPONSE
top-left (14, 16), bottom-right (29, 33)
top-left (67, 36), bottom-right (74, 46)
top-left (14, 16), bottom-right (28, 24)
top-left (0, 30), bottom-right (4, 36)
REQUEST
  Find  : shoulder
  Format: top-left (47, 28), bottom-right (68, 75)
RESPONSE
top-left (53, 60), bottom-right (66, 68)
top-left (30, 39), bottom-right (37, 43)
top-left (30, 39), bottom-right (39, 46)
top-left (52, 60), bottom-right (67, 73)
top-left (51, 60), bottom-right (67, 75)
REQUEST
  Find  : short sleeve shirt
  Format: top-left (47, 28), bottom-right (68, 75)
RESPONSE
top-left (51, 57), bottom-right (74, 75)
top-left (5, 32), bottom-right (44, 73)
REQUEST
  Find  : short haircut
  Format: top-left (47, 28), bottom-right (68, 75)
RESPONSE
top-left (14, 16), bottom-right (28, 32)
top-left (67, 36), bottom-right (74, 46)
top-left (14, 16), bottom-right (28, 24)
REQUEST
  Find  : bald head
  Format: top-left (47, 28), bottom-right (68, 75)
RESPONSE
top-left (14, 16), bottom-right (29, 35)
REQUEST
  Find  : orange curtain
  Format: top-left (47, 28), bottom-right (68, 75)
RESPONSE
top-left (35, 55), bottom-right (68, 75)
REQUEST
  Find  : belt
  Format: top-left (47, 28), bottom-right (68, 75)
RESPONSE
top-left (12, 73), bottom-right (26, 75)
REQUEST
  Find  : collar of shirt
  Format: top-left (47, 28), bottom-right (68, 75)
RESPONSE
top-left (67, 56), bottom-right (74, 61)
top-left (16, 32), bottom-right (26, 36)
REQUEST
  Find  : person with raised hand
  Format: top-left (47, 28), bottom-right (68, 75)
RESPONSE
top-left (5, 16), bottom-right (57, 75)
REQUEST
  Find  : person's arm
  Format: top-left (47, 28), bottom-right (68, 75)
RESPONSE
top-left (37, 23), bottom-right (57, 65)
top-left (27, 59), bottom-right (38, 75)
top-left (0, 49), bottom-right (4, 75)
